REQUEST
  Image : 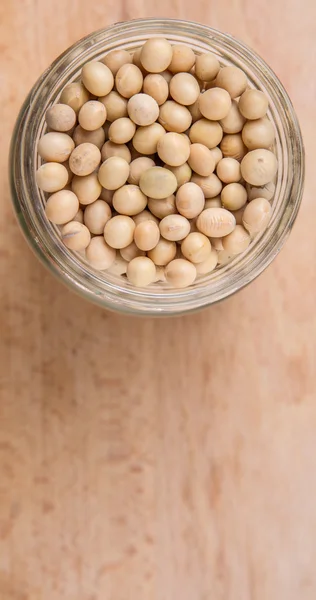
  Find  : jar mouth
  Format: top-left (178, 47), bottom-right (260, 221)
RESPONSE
top-left (10, 18), bottom-right (305, 315)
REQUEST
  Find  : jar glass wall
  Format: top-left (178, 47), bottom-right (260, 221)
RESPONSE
top-left (10, 18), bottom-right (304, 315)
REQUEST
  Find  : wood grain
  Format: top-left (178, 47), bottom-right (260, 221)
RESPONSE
top-left (0, 1), bottom-right (315, 599)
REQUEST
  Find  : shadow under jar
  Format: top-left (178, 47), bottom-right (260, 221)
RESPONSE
top-left (10, 18), bottom-right (304, 316)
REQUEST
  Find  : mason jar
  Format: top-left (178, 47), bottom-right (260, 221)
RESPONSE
top-left (10, 18), bottom-right (304, 315)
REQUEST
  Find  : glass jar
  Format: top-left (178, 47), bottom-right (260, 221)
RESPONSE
top-left (10, 18), bottom-right (304, 316)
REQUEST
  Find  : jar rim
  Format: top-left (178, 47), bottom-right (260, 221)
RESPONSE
top-left (10, 18), bottom-right (305, 315)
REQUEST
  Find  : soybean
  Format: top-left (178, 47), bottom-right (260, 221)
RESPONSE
top-left (128, 157), bottom-right (156, 185)
top-left (169, 73), bottom-right (200, 106)
top-left (81, 61), bottom-right (114, 96)
top-left (239, 89), bottom-right (269, 120)
top-left (101, 141), bottom-right (131, 164)
top-left (84, 200), bottom-right (112, 234)
top-left (73, 125), bottom-right (105, 150)
top-left (169, 45), bottom-right (196, 74)
top-left (107, 255), bottom-right (129, 275)
top-left (140, 38), bottom-right (173, 73)
top-left (195, 53), bottom-right (220, 82)
top-left (196, 207), bottom-right (236, 237)
top-left (104, 215), bottom-right (135, 249)
top-left (188, 98), bottom-right (203, 123)
top-left (108, 117), bottom-right (136, 144)
top-left (98, 156), bottom-right (130, 190)
top-left (102, 49), bottom-right (132, 76)
top-left (139, 167), bottom-right (177, 199)
top-left (220, 100), bottom-right (246, 134)
top-left (127, 256), bottom-right (157, 287)
top-left (164, 163), bottom-right (192, 187)
top-left (134, 220), bottom-right (160, 251)
top-left (45, 190), bottom-right (79, 225)
top-left (195, 249), bottom-right (218, 275)
top-left (36, 162), bottom-right (69, 193)
top-left (120, 241), bottom-right (145, 261)
top-left (148, 195), bottom-right (177, 219)
top-left (132, 123), bottom-right (166, 154)
top-left (188, 144), bottom-right (215, 176)
top-left (112, 185), bottom-right (147, 216)
top-left (46, 103), bottom-right (76, 132)
top-left (165, 259), bottom-right (196, 288)
top-left (73, 208), bottom-right (84, 223)
top-left (216, 157), bottom-right (240, 183)
top-left (242, 117), bottom-right (275, 150)
top-left (61, 221), bottom-right (91, 250)
top-left (241, 149), bottom-right (278, 186)
top-left (115, 63), bottom-right (143, 98)
top-left (242, 197), bottom-right (272, 235)
top-left (69, 143), bottom-right (101, 176)
top-left (133, 210), bottom-right (159, 225)
top-left (216, 66), bottom-right (248, 98)
top-left (220, 134), bottom-right (247, 161)
top-left (222, 224), bottom-right (250, 254)
top-left (176, 182), bottom-right (205, 218)
top-left (99, 90), bottom-right (128, 122)
top-left (209, 147), bottom-right (223, 166)
top-left (127, 93), bottom-right (159, 126)
top-left (38, 132), bottom-right (75, 163)
top-left (159, 214), bottom-right (191, 241)
top-left (143, 74), bottom-right (169, 105)
top-left (148, 238), bottom-right (177, 265)
top-left (191, 173), bottom-right (223, 198)
top-left (189, 119), bottom-right (223, 148)
top-left (60, 82), bottom-right (90, 113)
top-left (204, 197), bottom-right (222, 209)
top-left (221, 182), bottom-right (247, 211)
top-left (159, 101), bottom-right (192, 133)
top-left (86, 236), bottom-right (116, 270)
top-left (181, 232), bottom-right (212, 263)
top-left (71, 172), bottom-right (102, 205)
top-left (157, 132), bottom-right (190, 167)
top-left (78, 100), bottom-right (107, 131)
top-left (246, 181), bottom-right (275, 202)
top-left (199, 88), bottom-right (231, 121)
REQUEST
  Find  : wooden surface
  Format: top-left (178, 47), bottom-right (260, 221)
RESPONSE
top-left (0, 2), bottom-right (315, 599)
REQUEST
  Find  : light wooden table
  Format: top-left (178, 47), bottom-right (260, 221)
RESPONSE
top-left (1, 2), bottom-right (315, 599)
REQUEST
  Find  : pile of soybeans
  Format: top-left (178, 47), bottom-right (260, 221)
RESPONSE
top-left (36, 37), bottom-right (277, 288)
